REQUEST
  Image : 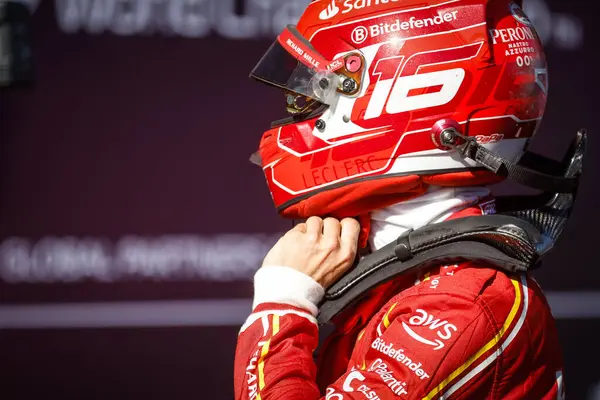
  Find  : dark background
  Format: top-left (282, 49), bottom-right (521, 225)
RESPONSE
top-left (0, 0), bottom-right (598, 398)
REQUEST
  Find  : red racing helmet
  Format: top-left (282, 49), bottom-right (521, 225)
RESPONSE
top-left (250, 0), bottom-right (552, 220)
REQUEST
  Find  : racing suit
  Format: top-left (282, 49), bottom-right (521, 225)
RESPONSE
top-left (234, 192), bottom-right (565, 400)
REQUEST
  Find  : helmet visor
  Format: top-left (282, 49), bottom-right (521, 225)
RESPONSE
top-left (250, 25), bottom-right (346, 105)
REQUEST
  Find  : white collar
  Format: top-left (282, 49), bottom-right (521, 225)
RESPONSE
top-left (368, 186), bottom-right (492, 251)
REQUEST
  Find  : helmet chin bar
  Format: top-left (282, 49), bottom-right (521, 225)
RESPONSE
top-left (433, 121), bottom-right (587, 256)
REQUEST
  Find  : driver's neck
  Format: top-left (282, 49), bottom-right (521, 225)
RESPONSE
top-left (368, 186), bottom-right (492, 251)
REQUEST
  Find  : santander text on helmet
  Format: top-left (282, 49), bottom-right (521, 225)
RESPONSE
top-left (340, 0), bottom-right (406, 15)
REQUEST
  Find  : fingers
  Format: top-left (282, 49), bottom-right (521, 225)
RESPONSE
top-left (289, 216), bottom-right (358, 262)
top-left (323, 217), bottom-right (341, 240)
top-left (305, 216), bottom-right (324, 239)
top-left (292, 217), bottom-right (355, 245)
top-left (340, 218), bottom-right (360, 260)
top-left (266, 216), bottom-right (361, 289)
top-left (292, 222), bottom-right (307, 233)
top-left (340, 218), bottom-right (360, 246)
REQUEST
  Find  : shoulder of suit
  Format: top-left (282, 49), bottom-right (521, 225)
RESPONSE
top-left (377, 263), bottom-right (537, 321)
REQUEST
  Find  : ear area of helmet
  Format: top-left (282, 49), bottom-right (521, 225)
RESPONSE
top-left (309, 51), bottom-right (367, 103)
top-left (334, 52), bottom-right (367, 97)
top-left (430, 119), bottom-right (467, 151)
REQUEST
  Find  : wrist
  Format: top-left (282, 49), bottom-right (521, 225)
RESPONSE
top-left (253, 266), bottom-right (325, 317)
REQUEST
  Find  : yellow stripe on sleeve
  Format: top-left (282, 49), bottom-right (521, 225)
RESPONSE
top-left (272, 314), bottom-right (280, 335)
top-left (257, 340), bottom-right (270, 391)
top-left (257, 315), bottom-right (280, 391)
top-left (383, 303), bottom-right (398, 329)
top-left (357, 329), bottom-right (366, 341)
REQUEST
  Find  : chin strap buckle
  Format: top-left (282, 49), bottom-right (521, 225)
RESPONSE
top-left (439, 127), bottom-right (478, 160)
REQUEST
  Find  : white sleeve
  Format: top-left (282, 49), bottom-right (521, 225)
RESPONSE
top-left (252, 266), bottom-right (325, 317)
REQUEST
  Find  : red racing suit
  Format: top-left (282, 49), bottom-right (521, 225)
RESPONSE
top-left (234, 207), bottom-right (565, 400)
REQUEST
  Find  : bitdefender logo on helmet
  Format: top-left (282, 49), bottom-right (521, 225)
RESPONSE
top-left (362, 11), bottom-right (459, 41)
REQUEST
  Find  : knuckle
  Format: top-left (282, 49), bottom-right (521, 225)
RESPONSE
top-left (340, 247), bottom-right (357, 264)
top-left (294, 222), bottom-right (307, 230)
top-left (304, 232), bottom-right (320, 245)
top-left (284, 229), bottom-right (300, 239)
top-left (342, 217), bottom-right (360, 229)
top-left (321, 239), bottom-right (339, 253)
top-left (307, 216), bottom-right (323, 224)
top-left (324, 217), bottom-right (340, 225)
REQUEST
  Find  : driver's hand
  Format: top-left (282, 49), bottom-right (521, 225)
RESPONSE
top-left (262, 217), bottom-right (360, 289)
